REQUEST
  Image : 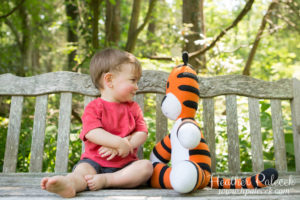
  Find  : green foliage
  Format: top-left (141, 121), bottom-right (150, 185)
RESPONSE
top-left (0, 116), bottom-right (8, 172)
top-left (143, 94), bottom-right (157, 160)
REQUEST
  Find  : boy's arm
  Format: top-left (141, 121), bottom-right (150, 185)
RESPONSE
top-left (127, 131), bottom-right (147, 149)
top-left (85, 128), bottom-right (131, 157)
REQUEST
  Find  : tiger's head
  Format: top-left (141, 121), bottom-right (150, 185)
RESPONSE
top-left (161, 52), bottom-right (200, 120)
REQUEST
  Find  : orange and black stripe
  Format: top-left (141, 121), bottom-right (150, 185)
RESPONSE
top-left (152, 134), bottom-right (171, 164)
top-left (150, 162), bottom-right (172, 189)
top-left (165, 66), bottom-right (200, 120)
top-left (189, 128), bottom-right (212, 189)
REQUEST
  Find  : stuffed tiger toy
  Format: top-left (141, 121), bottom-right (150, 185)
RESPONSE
top-left (149, 52), bottom-right (278, 193)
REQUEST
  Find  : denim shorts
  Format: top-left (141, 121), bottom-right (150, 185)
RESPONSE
top-left (73, 158), bottom-right (132, 174)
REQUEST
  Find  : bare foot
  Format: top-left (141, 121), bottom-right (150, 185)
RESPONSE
top-left (85, 174), bottom-right (108, 191)
top-left (41, 176), bottom-right (76, 198)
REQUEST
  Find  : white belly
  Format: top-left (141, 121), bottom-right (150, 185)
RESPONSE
top-left (170, 119), bottom-right (190, 166)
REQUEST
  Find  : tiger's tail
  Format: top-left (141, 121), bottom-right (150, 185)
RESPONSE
top-left (208, 168), bottom-right (278, 189)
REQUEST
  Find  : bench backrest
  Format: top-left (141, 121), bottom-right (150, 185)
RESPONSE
top-left (0, 71), bottom-right (299, 174)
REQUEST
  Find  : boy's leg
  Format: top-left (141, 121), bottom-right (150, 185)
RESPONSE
top-left (41, 162), bottom-right (96, 198)
top-left (85, 159), bottom-right (153, 190)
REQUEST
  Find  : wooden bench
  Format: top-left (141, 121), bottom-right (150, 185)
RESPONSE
top-left (0, 70), bottom-right (300, 199)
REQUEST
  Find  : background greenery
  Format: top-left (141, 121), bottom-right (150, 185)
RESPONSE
top-left (0, 0), bottom-right (299, 173)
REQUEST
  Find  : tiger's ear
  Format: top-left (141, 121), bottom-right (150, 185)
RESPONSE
top-left (182, 51), bottom-right (189, 65)
top-left (182, 51), bottom-right (196, 71)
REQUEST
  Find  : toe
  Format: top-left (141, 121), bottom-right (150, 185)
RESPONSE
top-left (41, 177), bottom-right (49, 189)
top-left (87, 182), bottom-right (95, 191)
top-left (85, 175), bottom-right (93, 181)
top-left (89, 185), bottom-right (96, 191)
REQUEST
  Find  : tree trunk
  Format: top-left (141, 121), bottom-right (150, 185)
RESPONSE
top-left (182, 0), bottom-right (205, 72)
top-left (18, 3), bottom-right (32, 76)
top-left (243, 1), bottom-right (278, 76)
top-left (90, 0), bottom-right (103, 50)
top-left (125, 0), bottom-right (141, 52)
top-left (105, 0), bottom-right (120, 47)
top-left (125, 0), bottom-right (157, 53)
top-left (31, 48), bottom-right (40, 74)
top-left (146, 4), bottom-right (156, 51)
top-left (65, 0), bottom-right (79, 71)
top-left (199, 0), bottom-right (206, 70)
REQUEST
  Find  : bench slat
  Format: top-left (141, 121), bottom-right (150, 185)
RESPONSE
top-left (55, 92), bottom-right (72, 173)
top-left (248, 97), bottom-right (264, 172)
top-left (29, 95), bottom-right (48, 172)
top-left (135, 93), bottom-right (144, 112)
top-left (198, 75), bottom-right (293, 99)
top-left (82, 96), bottom-right (97, 153)
top-left (226, 95), bottom-right (240, 173)
top-left (0, 72), bottom-right (293, 99)
top-left (84, 96), bottom-right (96, 108)
top-left (156, 94), bottom-right (168, 142)
top-left (134, 94), bottom-right (145, 159)
top-left (270, 99), bottom-right (287, 171)
top-left (291, 78), bottom-right (300, 172)
top-left (3, 96), bottom-right (24, 173)
top-left (202, 98), bottom-right (216, 172)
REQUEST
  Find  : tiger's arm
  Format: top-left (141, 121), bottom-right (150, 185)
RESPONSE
top-left (150, 134), bottom-right (172, 164)
top-left (177, 119), bottom-right (201, 149)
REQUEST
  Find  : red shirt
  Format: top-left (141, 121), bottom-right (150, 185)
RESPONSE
top-left (80, 98), bottom-right (148, 168)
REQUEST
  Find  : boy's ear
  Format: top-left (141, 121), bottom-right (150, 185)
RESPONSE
top-left (103, 73), bottom-right (113, 88)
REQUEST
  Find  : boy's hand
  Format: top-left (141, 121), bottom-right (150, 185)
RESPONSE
top-left (98, 146), bottom-right (118, 160)
top-left (117, 138), bottom-right (133, 158)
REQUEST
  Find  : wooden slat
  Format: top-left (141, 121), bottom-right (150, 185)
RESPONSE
top-left (0, 72), bottom-right (99, 96)
top-left (55, 93), bottom-right (72, 173)
top-left (82, 96), bottom-right (97, 154)
top-left (0, 71), bottom-right (168, 96)
top-left (270, 99), bottom-right (287, 171)
top-left (156, 93), bottom-right (168, 142)
top-left (84, 96), bottom-right (96, 108)
top-left (29, 95), bottom-right (48, 172)
top-left (202, 98), bottom-right (216, 172)
top-left (225, 95), bottom-right (240, 173)
top-left (0, 71), bottom-right (293, 99)
top-left (248, 97), bottom-right (264, 172)
top-left (198, 75), bottom-right (293, 99)
top-left (3, 96), bottom-right (24, 173)
top-left (134, 94), bottom-right (145, 159)
top-left (291, 78), bottom-right (300, 172)
top-left (134, 93), bottom-right (144, 112)
top-left (138, 71), bottom-right (168, 94)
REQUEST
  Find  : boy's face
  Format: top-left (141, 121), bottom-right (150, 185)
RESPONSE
top-left (110, 63), bottom-right (139, 103)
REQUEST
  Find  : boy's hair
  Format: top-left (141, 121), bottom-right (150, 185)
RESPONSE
top-left (90, 48), bottom-right (142, 89)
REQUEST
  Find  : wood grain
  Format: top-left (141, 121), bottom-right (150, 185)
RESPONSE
top-left (29, 95), bottom-right (48, 172)
top-left (202, 98), bottom-right (216, 172)
top-left (55, 92), bottom-right (72, 173)
top-left (3, 96), bottom-right (24, 173)
top-left (0, 71), bottom-right (293, 99)
top-left (248, 97), bottom-right (264, 172)
top-left (291, 78), bottom-right (300, 172)
top-left (226, 95), bottom-right (240, 173)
